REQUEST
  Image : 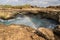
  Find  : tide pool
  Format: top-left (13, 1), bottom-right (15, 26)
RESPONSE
top-left (0, 14), bottom-right (57, 29)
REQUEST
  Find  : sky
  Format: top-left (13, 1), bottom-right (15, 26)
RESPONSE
top-left (0, 0), bottom-right (60, 7)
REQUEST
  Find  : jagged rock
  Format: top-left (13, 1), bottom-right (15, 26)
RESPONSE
top-left (46, 5), bottom-right (60, 9)
top-left (37, 27), bottom-right (55, 40)
top-left (53, 25), bottom-right (60, 40)
top-left (59, 15), bottom-right (60, 23)
top-left (0, 8), bottom-right (60, 23)
top-left (53, 25), bottom-right (60, 35)
top-left (0, 24), bottom-right (60, 40)
top-left (0, 11), bottom-right (18, 20)
top-left (39, 11), bottom-right (60, 23)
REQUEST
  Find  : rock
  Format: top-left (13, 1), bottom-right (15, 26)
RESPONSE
top-left (0, 24), bottom-right (45, 40)
top-left (59, 14), bottom-right (60, 23)
top-left (0, 11), bottom-right (17, 20)
top-left (53, 25), bottom-right (60, 40)
top-left (46, 5), bottom-right (60, 9)
top-left (0, 8), bottom-right (60, 23)
top-left (37, 27), bottom-right (55, 40)
top-left (0, 24), bottom-right (60, 40)
top-left (39, 11), bottom-right (59, 23)
top-left (54, 35), bottom-right (60, 40)
top-left (53, 25), bottom-right (60, 35)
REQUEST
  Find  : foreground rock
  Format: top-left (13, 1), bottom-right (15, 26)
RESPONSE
top-left (0, 24), bottom-right (45, 40)
top-left (37, 27), bottom-right (55, 40)
top-left (0, 24), bottom-right (60, 40)
top-left (37, 26), bottom-right (60, 40)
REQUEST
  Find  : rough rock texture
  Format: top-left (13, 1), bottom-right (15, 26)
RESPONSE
top-left (0, 24), bottom-right (60, 40)
top-left (53, 25), bottom-right (60, 40)
top-left (0, 11), bottom-right (17, 20)
top-left (0, 24), bottom-right (45, 40)
top-left (59, 15), bottom-right (60, 23)
top-left (37, 27), bottom-right (55, 40)
top-left (0, 8), bottom-right (60, 23)
top-left (38, 11), bottom-right (60, 23)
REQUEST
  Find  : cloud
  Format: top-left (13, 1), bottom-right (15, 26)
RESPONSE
top-left (29, 0), bottom-right (60, 7)
top-left (0, 0), bottom-right (60, 7)
top-left (7, 0), bottom-right (18, 2)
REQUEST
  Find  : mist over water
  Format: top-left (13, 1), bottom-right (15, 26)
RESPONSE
top-left (0, 14), bottom-right (57, 29)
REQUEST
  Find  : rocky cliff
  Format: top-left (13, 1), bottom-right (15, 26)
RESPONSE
top-left (0, 7), bottom-right (60, 40)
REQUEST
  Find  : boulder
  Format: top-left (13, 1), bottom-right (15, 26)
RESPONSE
top-left (37, 27), bottom-right (55, 40)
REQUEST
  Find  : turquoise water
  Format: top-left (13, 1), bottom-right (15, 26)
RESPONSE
top-left (0, 14), bottom-right (57, 29)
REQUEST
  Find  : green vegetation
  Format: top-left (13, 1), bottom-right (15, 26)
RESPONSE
top-left (0, 4), bottom-right (34, 9)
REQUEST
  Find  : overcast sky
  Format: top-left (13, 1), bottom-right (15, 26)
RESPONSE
top-left (0, 0), bottom-right (60, 7)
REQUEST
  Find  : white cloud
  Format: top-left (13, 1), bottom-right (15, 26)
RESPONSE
top-left (28, 0), bottom-right (60, 7)
top-left (7, 0), bottom-right (19, 3)
top-left (0, 0), bottom-right (60, 7)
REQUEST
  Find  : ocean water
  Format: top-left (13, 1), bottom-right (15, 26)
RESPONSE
top-left (0, 14), bottom-right (57, 29)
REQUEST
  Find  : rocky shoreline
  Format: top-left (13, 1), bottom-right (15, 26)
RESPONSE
top-left (0, 24), bottom-right (60, 40)
top-left (0, 7), bottom-right (60, 40)
top-left (0, 8), bottom-right (60, 23)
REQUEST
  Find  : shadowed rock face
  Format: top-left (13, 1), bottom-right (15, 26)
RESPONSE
top-left (37, 28), bottom-right (55, 40)
top-left (0, 11), bottom-right (17, 20)
top-left (38, 11), bottom-right (60, 23)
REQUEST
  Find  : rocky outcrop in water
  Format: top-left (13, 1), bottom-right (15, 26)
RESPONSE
top-left (0, 24), bottom-right (60, 40)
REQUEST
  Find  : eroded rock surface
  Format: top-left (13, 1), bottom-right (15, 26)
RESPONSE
top-left (0, 24), bottom-right (60, 40)
top-left (0, 8), bottom-right (60, 23)
top-left (37, 27), bottom-right (55, 40)
top-left (0, 24), bottom-right (45, 40)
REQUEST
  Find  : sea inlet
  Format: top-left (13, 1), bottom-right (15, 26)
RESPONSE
top-left (0, 13), bottom-right (58, 29)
